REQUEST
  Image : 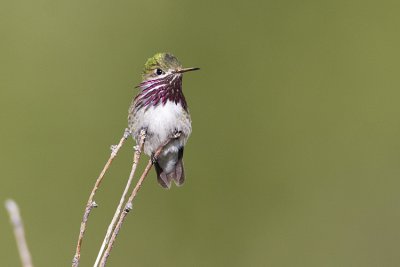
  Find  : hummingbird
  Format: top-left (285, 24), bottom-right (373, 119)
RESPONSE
top-left (128, 52), bottom-right (199, 189)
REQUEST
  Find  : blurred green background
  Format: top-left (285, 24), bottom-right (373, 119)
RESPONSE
top-left (1, 0), bottom-right (400, 266)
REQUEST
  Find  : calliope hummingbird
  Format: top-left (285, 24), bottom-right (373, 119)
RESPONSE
top-left (128, 52), bottom-right (199, 189)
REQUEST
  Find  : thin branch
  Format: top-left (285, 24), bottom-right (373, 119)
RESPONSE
top-left (99, 159), bottom-right (153, 267)
top-left (72, 128), bottom-right (131, 267)
top-left (5, 199), bottom-right (34, 267)
top-left (94, 129), bottom-right (146, 267)
top-left (99, 133), bottom-right (180, 267)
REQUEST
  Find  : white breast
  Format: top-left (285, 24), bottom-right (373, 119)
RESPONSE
top-left (133, 101), bottom-right (192, 156)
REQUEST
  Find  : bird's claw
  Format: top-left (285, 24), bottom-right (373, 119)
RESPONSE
top-left (172, 130), bottom-right (182, 139)
top-left (151, 154), bottom-right (158, 163)
top-left (123, 128), bottom-right (132, 139)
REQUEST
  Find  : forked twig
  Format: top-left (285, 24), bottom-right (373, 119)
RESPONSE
top-left (94, 129), bottom-right (146, 267)
top-left (5, 199), bottom-right (34, 267)
top-left (72, 128), bottom-right (131, 267)
top-left (98, 133), bottom-right (179, 267)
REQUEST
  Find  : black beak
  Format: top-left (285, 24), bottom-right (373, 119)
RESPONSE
top-left (176, 67), bottom-right (200, 73)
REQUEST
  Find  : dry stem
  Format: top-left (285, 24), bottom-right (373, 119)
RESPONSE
top-left (98, 134), bottom-right (179, 267)
top-left (5, 199), bottom-right (34, 267)
top-left (94, 129), bottom-right (146, 267)
top-left (72, 128), bottom-right (131, 267)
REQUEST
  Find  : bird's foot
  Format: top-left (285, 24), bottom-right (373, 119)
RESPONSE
top-left (139, 127), bottom-right (148, 138)
top-left (151, 153), bottom-right (158, 163)
top-left (123, 128), bottom-right (132, 139)
top-left (172, 130), bottom-right (182, 139)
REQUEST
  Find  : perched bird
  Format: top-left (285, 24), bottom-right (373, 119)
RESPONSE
top-left (128, 53), bottom-right (199, 189)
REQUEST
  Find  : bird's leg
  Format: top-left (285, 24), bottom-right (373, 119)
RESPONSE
top-left (124, 128), bottom-right (132, 139)
top-left (151, 153), bottom-right (158, 164)
top-left (172, 129), bottom-right (182, 139)
top-left (151, 131), bottom-right (181, 163)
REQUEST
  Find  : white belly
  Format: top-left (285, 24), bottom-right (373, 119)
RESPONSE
top-left (132, 101), bottom-right (192, 156)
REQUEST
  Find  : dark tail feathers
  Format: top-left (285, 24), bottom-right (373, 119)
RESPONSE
top-left (154, 147), bottom-right (185, 189)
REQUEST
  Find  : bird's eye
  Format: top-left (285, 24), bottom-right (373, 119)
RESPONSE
top-left (155, 69), bottom-right (163, 75)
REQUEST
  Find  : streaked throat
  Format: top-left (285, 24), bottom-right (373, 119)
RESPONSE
top-left (134, 74), bottom-right (188, 111)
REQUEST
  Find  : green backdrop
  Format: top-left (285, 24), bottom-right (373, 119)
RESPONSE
top-left (1, 0), bottom-right (400, 266)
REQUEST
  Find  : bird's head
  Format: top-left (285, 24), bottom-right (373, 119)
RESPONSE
top-left (142, 52), bottom-right (199, 82)
top-left (134, 53), bottom-right (199, 111)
